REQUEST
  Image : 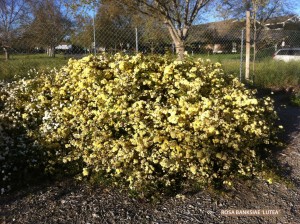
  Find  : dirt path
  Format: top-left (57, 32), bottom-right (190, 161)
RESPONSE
top-left (1, 93), bottom-right (300, 224)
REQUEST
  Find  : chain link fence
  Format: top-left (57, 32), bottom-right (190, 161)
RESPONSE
top-left (1, 19), bottom-right (300, 79)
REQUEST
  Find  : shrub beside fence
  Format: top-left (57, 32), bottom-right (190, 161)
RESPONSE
top-left (0, 54), bottom-right (283, 194)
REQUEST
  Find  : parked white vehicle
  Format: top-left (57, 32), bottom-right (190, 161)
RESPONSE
top-left (273, 48), bottom-right (300, 62)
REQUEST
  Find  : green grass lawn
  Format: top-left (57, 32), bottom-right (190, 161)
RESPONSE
top-left (1, 52), bottom-right (299, 91)
top-left (0, 53), bottom-right (69, 81)
top-left (252, 59), bottom-right (300, 89)
top-left (193, 53), bottom-right (242, 61)
top-left (192, 53), bottom-right (300, 90)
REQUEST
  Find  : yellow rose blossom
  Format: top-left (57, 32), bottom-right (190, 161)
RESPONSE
top-left (0, 53), bottom-right (281, 193)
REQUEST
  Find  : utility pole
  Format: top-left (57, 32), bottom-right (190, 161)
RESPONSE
top-left (91, 2), bottom-right (97, 56)
top-left (93, 12), bottom-right (96, 55)
top-left (240, 29), bottom-right (244, 82)
top-left (245, 10), bottom-right (251, 81)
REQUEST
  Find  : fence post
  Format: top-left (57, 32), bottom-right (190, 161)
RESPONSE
top-left (92, 14), bottom-right (96, 55)
top-left (245, 10), bottom-right (251, 80)
top-left (135, 27), bottom-right (139, 53)
top-left (240, 29), bottom-right (244, 82)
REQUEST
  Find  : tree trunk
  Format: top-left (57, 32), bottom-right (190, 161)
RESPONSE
top-left (167, 24), bottom-right (185, 60)
top-left (3, 47), bottom-right (10, 60)
top-left (48, 47), bottom-right (55, 57)
top-left (174, 40), bottom-right (185, 60)
top-left (52, 47), bottom-right (56, 58)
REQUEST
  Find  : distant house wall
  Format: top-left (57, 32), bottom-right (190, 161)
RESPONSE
top-left (55, 44), bottom-right (72, 50)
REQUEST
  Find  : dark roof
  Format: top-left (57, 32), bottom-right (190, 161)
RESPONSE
top-left (264, 15), bottom-right (300, 30)
top-left (187, 15), bottom-right (300, 44)
top-left (264, 15), bottom-right (299, 25)
top-left (187, 20), bottom-right (245, 43)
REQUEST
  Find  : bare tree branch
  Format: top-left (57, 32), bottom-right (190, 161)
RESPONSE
top-left (113, 0), bottom-right (213, 59)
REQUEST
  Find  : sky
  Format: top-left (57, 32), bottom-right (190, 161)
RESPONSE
top-left (85, 1), bottom-right (300, 24)
top-left (295, 6), bottom-right (300, 16)
top-left (205, 3), bottom-right (300, 23)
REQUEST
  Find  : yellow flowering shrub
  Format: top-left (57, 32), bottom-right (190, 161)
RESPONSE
top-left (0, 54), bottom-right (281, 193)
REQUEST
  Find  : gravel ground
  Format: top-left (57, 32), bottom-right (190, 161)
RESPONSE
top-left (1, 93), bottom-right (300, 224)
